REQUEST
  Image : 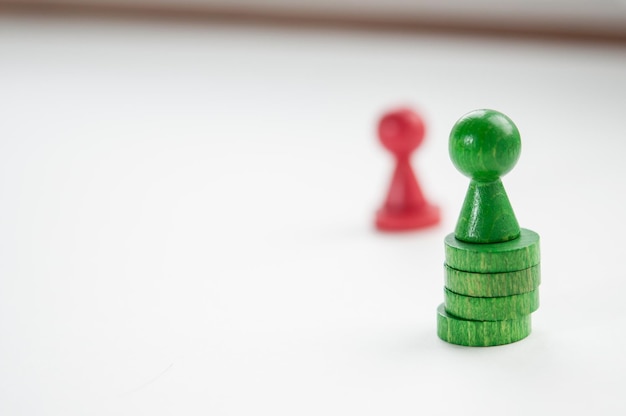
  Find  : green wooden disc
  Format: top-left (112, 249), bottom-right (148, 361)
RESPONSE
top-left (444, 287), bottom-right (539, 321)
top-left (445, 264), bottom-right (541, 297)
top-left (444, 228), bottom-right (540, 273)
top-left (436, 303), bottom-right (532, 347)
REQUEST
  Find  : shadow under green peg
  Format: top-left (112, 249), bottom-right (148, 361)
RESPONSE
top-left (449, 109), bottom-right (521, 244)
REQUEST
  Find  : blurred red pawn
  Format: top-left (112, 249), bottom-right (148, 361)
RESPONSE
top-left (375, 108), bottom-right (440, 231)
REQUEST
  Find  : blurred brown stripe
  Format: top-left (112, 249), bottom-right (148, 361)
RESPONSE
top-left (1, 1), bottom-right (626, 45)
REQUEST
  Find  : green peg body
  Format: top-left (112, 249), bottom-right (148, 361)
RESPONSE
top-left (455, 179), bottom-right (520, 243)
top-left (449, 109), bottom-right (522, 244)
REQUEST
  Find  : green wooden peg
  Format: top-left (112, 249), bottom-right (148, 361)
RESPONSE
top-left (449, 109), bottom-right (522, 243)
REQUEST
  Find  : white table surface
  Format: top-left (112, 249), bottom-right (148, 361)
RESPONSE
top-left (1, 14), bottom-right (626, 415)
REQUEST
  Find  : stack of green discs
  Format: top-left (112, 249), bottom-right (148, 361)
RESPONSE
top-left (437, 229), bottom-right (541, 346)
top-left (436, 109), bottom-right (541, 347)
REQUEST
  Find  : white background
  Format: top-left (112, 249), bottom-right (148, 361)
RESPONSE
top-left (0, 14), bottom-right (625, 415)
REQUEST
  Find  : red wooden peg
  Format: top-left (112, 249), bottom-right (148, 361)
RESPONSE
top-left (375, 108), bottom-right (440, 231)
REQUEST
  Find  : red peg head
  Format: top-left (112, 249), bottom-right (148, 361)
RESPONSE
top-left (378, 108), bottom-right (425, 157)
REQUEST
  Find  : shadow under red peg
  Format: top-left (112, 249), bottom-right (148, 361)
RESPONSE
top-left (375, 108), bottom-right (440, 231)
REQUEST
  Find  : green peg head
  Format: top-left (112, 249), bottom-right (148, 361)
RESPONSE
top-left (449, 109), bottom-right (521, 182)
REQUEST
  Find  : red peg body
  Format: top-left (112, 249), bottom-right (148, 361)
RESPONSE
top-left (375, 108), bottom-right (440, 231)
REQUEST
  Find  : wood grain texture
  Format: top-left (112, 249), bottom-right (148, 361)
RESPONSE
top-left (444, 228), bottom-right (540, 273)
top-left (444, 263), bottom-right (540, 297)
top-left (444, 287), bottom-right (539, 321)
top-left (437, 304), bottom-right (531, 347)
